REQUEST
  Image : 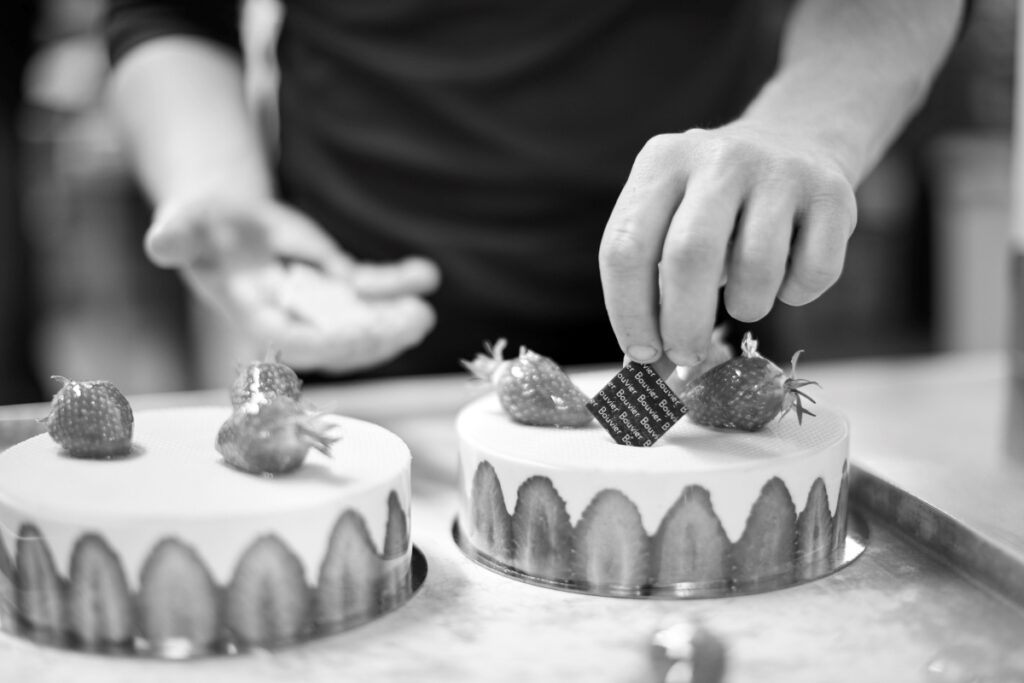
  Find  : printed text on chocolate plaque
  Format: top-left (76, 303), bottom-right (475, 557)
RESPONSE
top-left (587, 362), bottom-right (688, 447)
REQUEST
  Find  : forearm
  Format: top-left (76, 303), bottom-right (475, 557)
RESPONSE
top-left (107, 36), bottom-right (273, 204)
top-left (741, 0), bottom-right (965, 185)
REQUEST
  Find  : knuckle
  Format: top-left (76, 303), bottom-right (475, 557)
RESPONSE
top-left (599, 224), bottom-right (650, 273)
top-left (791, 262), bottom-right (839, 294)
top-left (636, 134), bottom-right (678, 165)
top-left (661, 233), bottom-right (721, 271)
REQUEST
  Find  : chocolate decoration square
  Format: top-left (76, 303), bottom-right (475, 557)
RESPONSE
top-left (587, 362), bottom-right (687, 447)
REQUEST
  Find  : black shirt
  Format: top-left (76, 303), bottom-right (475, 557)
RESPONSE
top-left (107, 0), bottom-right (781, 375)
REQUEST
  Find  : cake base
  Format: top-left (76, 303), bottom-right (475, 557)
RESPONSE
top-left (0, 407), bottom-right (417, 657)
top-left (455, 370), bottom-right (860, 596)
top-left (453, 514), bottom-right (867, 599)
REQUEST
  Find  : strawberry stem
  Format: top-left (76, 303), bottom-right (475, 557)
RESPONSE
top-left (460, 338), bottom-right (509, 384)
top-left (740, 332), bottom-right (759, 358)
top-left (781, 352), bottom-right (820, 424)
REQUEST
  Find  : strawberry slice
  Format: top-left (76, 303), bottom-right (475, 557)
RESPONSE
top-left (16, 524), bottom-right (66, 644)
top-left (67, 534), bottom-right (134, 649)
top-left (0, 535), bottom-right (15, 633)
top-left (381, 491), bottom-right (410, 561)
top-left (572, 489), bottom-right (650, 589)
top-left (511, 476), bottom-right (573, 582)
top-left (679, 332), bottom-right (817, 432)
top-left (463, 339), bottom-right (593, 428)
top-left (651, 486), bottom-right (732, 586)
top-left (795, 478), bottom-right (835, 580)
top-left (380, 492), bottom-right (412, 611)
top-left (732, 478), bottom-right (797, 588)
top-left (468, 461), bottom-right (514, 563)
top-left (379, 562), bottom-right (412, 614)
top-left (138, 538), bottom-right (222, 653)
top-left (225, 534), bottom-right (312, 647)
top-left (315, 510), bottom-right (384, 629)
top-left (832, 462), bottom-right (851, 553)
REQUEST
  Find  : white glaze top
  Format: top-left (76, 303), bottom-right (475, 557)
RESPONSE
top-left (0, 407), bottom-right (411, 586)
top-left (457, 371), bottom-right (849, 541)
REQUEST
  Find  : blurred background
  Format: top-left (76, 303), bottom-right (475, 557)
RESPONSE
top-left (0, 0), bottom-right (1016, 404)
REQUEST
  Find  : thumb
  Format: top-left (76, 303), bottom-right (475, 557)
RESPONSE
top-left (144, 201), bottom-right (222, 268)
top-left (144, 197), bottom-right (351, 273)
top-left (257, 201), bottom-right (353, 275)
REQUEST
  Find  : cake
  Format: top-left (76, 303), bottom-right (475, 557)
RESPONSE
top-left (455, 369), bottom-right (851, 597)
top-left (0, 406), bottom-right (414, 655)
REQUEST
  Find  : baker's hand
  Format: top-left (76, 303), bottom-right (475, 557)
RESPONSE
top-left (145, 195), bottom-right (440, 373)
top-left (599, 121), bottom-right (857, 367)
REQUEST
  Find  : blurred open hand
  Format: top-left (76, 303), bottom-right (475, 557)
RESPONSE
top-left (145, 195), bottom-right (440, 373)
top-left (600, 121), bottom-right (857, 367)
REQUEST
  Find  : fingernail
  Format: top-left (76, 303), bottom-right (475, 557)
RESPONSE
top-left (627, 345), bottom-right (659, 363)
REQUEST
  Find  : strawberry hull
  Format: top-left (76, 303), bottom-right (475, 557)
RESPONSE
top-left (456, 370), bottom-right (854, 597)
top-left (0, 408), bottom-right (418, 656)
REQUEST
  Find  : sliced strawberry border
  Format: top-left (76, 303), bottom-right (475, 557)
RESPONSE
top-left (0, 489), bottom-right (418, 656)
top-left (463, 460), bottom-right (854, 595)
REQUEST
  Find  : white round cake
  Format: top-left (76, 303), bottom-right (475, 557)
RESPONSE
top-left (455, 371), bottom-right (851, 597)
top-left (0, 407), bottom-right (413, 655)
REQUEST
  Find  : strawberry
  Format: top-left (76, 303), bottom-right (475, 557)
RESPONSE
top-left (462, 339), bottom-right (593, 427)
top-left (67, 534), bottom-right (135, 649)
top-left (512, 476), bottom-right (573, 582)
top-left (733, 477), bottom-right (798, 588)
top-left (678, 332), bottom-right (817, 432)
top-left (230, 350), bottom-right (303, 409)
top-left (225, 534), bottom-right (312, 647)
top-left (651, 485), bottom-right (732, 587)
top-left (315, 510), bottom-right (384, 628)
top-left (16, 524), bottom-right (66, 644)
top-left (795, 478), bottom-right (835, 580)
top-left (572, 489), bottom-right (650, 588)
top-left (42, 376), bottom-right (134, 458)
top-left (467, 460), bottom-right (514, 563)
top-left (381, 490), bottom-right (410, 561)
top-left (138, 537), bottom-right (221, 653)
top-left (215, 397), bottom-right (338, 475)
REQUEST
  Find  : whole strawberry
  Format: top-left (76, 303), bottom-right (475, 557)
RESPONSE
top-left (678, 332), bottom-right (817, 432)
top-left (230, 350), bottom-right (303, 409)
top-left (43, 376), bottom-right (134, 458)
top-left (216, 397), bottom-right (338, 475)
top-left (462, 339), bottom-right (593, 428)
